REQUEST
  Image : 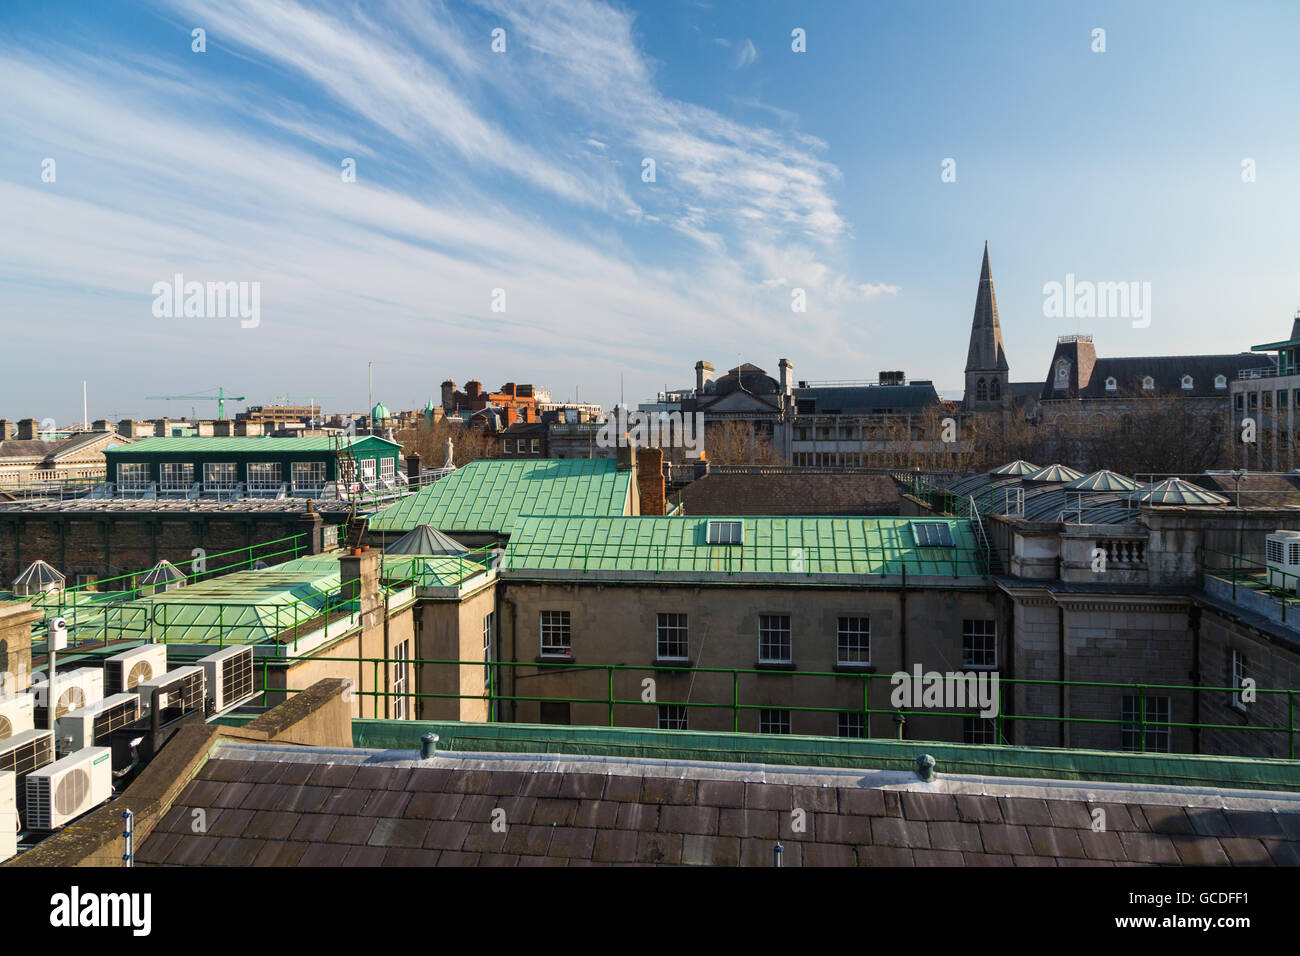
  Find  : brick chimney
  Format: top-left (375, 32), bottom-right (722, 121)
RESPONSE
top-left (154, 418), bottom-right (170, 437)
top-left (636, 446), bottom-right (665, 515)
top-left (441, 380), bottom-right (456, 412)
top-left (212, 420), bottom-right (234, 437)
top-left (235, 420), bottom-right (264, 436)
top-left (92, 419), bottom-right (110, 433)
top-left (16, 419), bottom-right (38, 440)
top-left (0, 420), bottom-right (13, 441)
top-left (466, 380), bottom-right (482, 400)
top-left (196, 421), bottom-right (216, 437)
top-left (340, 549), bottom-right (383, 630)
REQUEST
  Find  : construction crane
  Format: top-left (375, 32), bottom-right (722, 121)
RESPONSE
top-left (145, 386), bottom-right (246, 421)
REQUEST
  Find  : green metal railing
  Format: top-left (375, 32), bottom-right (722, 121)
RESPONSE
top-left (1199, 544), bottom-right (1300, 623)
top-left (140, 650), bottom-right (1300, 761)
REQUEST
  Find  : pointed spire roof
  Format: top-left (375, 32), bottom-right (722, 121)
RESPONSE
top-left (965, 242), bottom-right (1010, 373)
top-left (384, 524), bottom-right (468, 556)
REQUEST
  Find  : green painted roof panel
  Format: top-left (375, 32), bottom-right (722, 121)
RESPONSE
top-left (367, 459), bottom-right (631, 534)
top-left (105, 436), bottom-right (401, 454)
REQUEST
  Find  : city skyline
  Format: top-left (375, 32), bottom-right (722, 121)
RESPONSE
top-left (2, 0), bottom-right (1298, 423)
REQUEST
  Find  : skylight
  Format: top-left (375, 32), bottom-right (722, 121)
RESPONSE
top-left (706, 520), bottom-right (744, 545)
top-left (912, 521), bottom-right (954, 547)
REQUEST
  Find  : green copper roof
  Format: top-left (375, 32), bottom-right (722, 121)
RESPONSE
top-left (503, 516), bottom-right (986, 579)
top-left (367, 459), bottom-right (631, 535)
top-left (1063, 469), bottom-right (1142, 492)
top-left (105, 435), bottom-right (400, 454)
top-left (90, 555), bottom-right (344, 645)
top-left (989, 459), bottom-right (1038, 476)
top-left (371, 402), bottom-right (391, 420)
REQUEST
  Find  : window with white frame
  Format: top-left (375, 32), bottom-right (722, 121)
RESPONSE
top-left (359, 458), bottom-right (377, 487)
top-left (531, 439), bottom-right (540, 454)
top-left (540, 610), bottom-right (571, 656)
top-left (964, 717), bottom-right (996, 744)
top-left (1121, 695), bottom-right (1170, 752)
top-left (1181, 375), bottom-right (1194, 390)
top-left (837, 712), bottom-right (864, 738)
top-left (1105, 376), bottom-right (1117, 391)
top-left (247, 462), bottom-right (281, 492)
top-left (1141, 376), bottom-right (1154, 390)
top-left (759, 614), bottom-right (791, 663)
top-left (379, 457), bottom-right (395, 484)
top-left (117, 462), bottom-right (150, 490)
top-left (759, 709), bottom-right (790, 735)
top-left (656, 613), bottom-right (688, 660)
top-left (706, 520), bottom-right (743, 545)
top-left (657, 704), bottom-right (687, 730)
top-left (1231, 650), bottom-right (1248, 711)
top-left (1215, 374), bottom-right (1227, 389)
top-left (837, 617), bottom-right (870, 666)
top-left (160, 462), bottom-right (194, 492)
top-left (483, 612), bottom-right (494, 690)
top-left (962, 619), bottom-right (997, 668)
top-left (292, 461), bottom-right (326, 494)
top-left (203, 462), bottom-right (238, 491)
top-left (392, 640), bottom-right (410, 720)
top-left (504, 440), bottom-right (512, 454)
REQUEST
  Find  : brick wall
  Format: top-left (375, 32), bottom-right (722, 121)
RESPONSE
top-left (636, 447), bottom-right (665, 516)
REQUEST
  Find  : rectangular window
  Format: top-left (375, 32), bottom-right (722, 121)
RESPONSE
top-left (504, 440), bottom-right (512, 454)
top-left (963, 717), bottom-right (996, 744)
top-left (912, 521), bottom-right (954, 547)
top-left (531, 439), bottom-right (540, 454)
top-left (1281, 391), bottom-right (1290, 408)
top-left (657, 704), bottom-right (687, 730)
top-left (656, 613), bottom-right (688, 660)
top-left (837, 617), bottom-right (870, 666)
top-left (359, 458), bottom-right (377, 487)
top-left (759, 709), bottom-right (791, 735)
top-left (517, 440), bottom-right (526, 454)
top-left (758, 614), bottom-right (792, 663)
top-left (540, 610), bottom-right (571, 656)
top-left (483, 612), bottom-right (495, 690)
top-left (203, 462), bottom-right (238, 491)
top-left (962, 620), bottom-right (997, 668)
top-left (117, 462), bottom-right (150, 490)
top-left (160, 462), bottom-right (194, 492)
top-left (1231, 650), bottom-right (1248, 711)
top-left (380, 457), bottom-right (395, 483)
top-left (837, 712), bottom-right (864, 738)
top-left (392, 640), bottom-right (409, 720)
top-left (1121, 695), bottom-right (1171, 753)
top-left (247, 462), bottom-right (282, 493)
top-left (1234, 394), bottom-right (1243, 411)
top-left (292, 461), bottom-right (326, 494)
top-left (706, 520), bottom-right (743, 545)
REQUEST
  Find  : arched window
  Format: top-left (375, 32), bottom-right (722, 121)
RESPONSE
top-left (976, 378), bottom-right (987, 401)
top-left (1142, 376), bottom-right (1155, 390)
top-left (1105, 377), bottom-right (1117, 391)
top-left (989, 379), bottom-right (1000, 399)
top-left (1181, 375), bottom-right (1194, 390)
top-left (1215, 374), bottom-right (1227, 389)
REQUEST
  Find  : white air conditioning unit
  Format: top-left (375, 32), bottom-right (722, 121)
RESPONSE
top-left (0, 729), bottom-right (55, 785)
top-left (199, 647), bottom-right (256, 715)
top-left (1265, 530), bottom-right (1300, 592)
top-left (0, 693), bottom-right (35, 742)
top-left (0, 771), bottom-right (16, 863)
top-left (56, 694), bottom-right (140, 756)
top-left (25, 746), bottom-right (112, 830)
top-left (33, 668), bottom-right (104, 725)
top-left (134, 666), bottom-right (205, 716)
top-left (103, 644), bottom-right (168, 696)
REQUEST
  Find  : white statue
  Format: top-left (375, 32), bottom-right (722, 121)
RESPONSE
top-left (444, 437), bottom-right (455, 469)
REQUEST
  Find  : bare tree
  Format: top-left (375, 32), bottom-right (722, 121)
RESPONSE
top-left (705, 420), bottom-right (786, 466)
top-left (394, 416), bottom-right (496, 468)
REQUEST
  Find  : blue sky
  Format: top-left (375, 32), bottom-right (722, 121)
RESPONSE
top-left (2, 0), bottom-right (1298, 422)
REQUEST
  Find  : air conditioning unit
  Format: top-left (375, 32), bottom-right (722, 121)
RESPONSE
top-left (0, 693), bottom-right (35, 742)
top-left (55, 694), bottom-right (140, 756)
top-left (32, 668), bottom-right (104, 726)
top-left (134, 666), bottom-right (205, 716)
top-left (0, 771), bottom-right (16, 863)
top-left (103, 644), bottom-right (168, 696)
top-left (199, 647), bottom-right (256, 715)
top-left (1265, 530), bottom-right (1300, 592)
top-left (25, 746), bottom-right (112, 830)
top-left (0, 729), bottom-right (55, 821)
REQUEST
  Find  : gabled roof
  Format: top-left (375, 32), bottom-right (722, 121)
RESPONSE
top-left (367, 458), bottom-right (631, 535)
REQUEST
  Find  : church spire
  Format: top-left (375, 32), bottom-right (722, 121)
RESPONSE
top-left (965, 241), bottom-right (1009, 373)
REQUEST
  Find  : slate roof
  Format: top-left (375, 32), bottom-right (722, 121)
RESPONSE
top-left (367, 459), bottom-right (632, 535)
top-left (679, 473), bottom-right (901, 516)
top-left (137, 743), bottom-right (1300, 867)
top-left (1040, 339), bottom-right (1274, 401)
top-left (965, 243), bottom-right (1009, 373)
top-left (794, 383), bottom-right (941, 415)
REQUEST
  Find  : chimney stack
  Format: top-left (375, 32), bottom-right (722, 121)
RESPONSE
top-left (16, 419), bottom-right (38, 440)
top-left (0, 420), bottom-right (14, 441)
top-left (695, 360), bottom-right (715, 395)
top-left (339, 549), bottom-right (382, 630)
top-left (778, 358), bottom-right (794, 397)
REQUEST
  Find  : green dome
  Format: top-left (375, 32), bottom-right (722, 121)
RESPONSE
top-left (371, 401), bottom-right (391, 420)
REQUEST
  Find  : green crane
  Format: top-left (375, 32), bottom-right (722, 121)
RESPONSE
top-left (145, 386), bottom-right (247, 421)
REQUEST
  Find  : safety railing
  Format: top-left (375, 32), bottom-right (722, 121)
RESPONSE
top-left (138, 651), bottom-right (1300, 761)
top-left (1198, 545), bottom-right (1300, 623)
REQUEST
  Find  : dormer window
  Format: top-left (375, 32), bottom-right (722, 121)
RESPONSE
top-left (1142, 376), bottom-right (1155, 390)
top-left (1215, 374), bottom-right (1227, 389)
top-left (1181, 375), bottom-right (1194, 390)
top-left (1054, 360), bottom-right (1070, 390)
top-left (1105, 377), bottom-right (1117, 391)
